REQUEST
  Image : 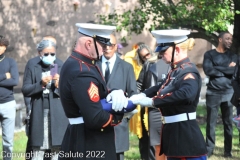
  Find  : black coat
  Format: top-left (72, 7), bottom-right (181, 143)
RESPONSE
top-left (59, 51), bottom-right (123, 160)
top-left (143, 58), bottom-right (207, 157)
top-left (137, 59), bottom-right (169, 92)
top-left (97, 55), bottom-right (137, 153)
top-left (22, 57), bottom-right (68, 147)
top-left (231, 56), bottom-right (240, 106)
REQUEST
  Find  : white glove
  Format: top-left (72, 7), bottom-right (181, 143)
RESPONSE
top-left (129, 93), bottom-right (146, 103)
top-left (123, 109), bottom-right (138, 119)
top-left (106, 90), bottom-right (128, 112)
top-left (131, 97), bottom-right (154, 108)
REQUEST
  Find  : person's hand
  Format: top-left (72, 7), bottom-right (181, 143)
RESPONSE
top-left (5, 72), bottom-right (11, 79)
top-left (129, 93), bottom-right (146, 103)
top-left (131, 96), bottom-right (154, 108)
top-left (123, 109), bottom-right (138, 119)
top-left (41, 76), bottom-right (52, 86)
top-left (229, 62), bottom-right (236, 67)
top-left (53, 74), bottom-right (60, 88)
top-left (106, 90), bottom-right (128, 112)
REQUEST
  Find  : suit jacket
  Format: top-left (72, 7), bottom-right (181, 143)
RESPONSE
top-left (97, 55), bottom-right (137, 153)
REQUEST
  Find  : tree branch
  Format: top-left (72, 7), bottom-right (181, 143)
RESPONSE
top-left (167, 0), bottom-right (175, 6)
top-left (181, 25), bottom-right (219, 47)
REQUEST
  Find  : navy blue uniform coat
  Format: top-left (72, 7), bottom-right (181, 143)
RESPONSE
top-left (59, 51), bottom-right (123, 160)
top-left (143, 58), bottom-right (207, 157)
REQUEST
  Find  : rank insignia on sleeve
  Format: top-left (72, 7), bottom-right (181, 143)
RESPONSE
top-left (184, 73), bottom-right (195, 80)
top-left (88, 82), bottom-right (100, 102)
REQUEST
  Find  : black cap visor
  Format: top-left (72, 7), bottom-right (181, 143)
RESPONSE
top-left (78, 31), bottom-right (112, 46)
top-left (95, 35), bottom-right (112, 46)
top-left (154, 42), bottom-right (175, 52)
top-left (155, 46), bottom-right (170, 52)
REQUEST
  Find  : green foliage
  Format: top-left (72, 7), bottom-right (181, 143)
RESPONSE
top-left (97, 0), bottom-right (235, 39)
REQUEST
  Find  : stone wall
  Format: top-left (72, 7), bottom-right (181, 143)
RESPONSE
top-left (0, 0), bottom-right (211, 92)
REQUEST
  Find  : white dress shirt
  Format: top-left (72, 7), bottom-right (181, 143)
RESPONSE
top-left (101, 53), bottom-right (117, 77)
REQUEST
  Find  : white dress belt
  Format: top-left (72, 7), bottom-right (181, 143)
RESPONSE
top-left (162, 112), bottom-right (196, 124)
top-left (68, 117), bottom-right (84, 125)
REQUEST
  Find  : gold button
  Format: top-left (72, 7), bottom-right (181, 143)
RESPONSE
top-left (157, 92), bottom-right (159, 94)
top-left (112, 120), bottom-right (114, 122)
top-left (82, 61), bottom-right (84, 63)
top-left (92, 60), bottom-right (94, 64)
top-left (101, 129), bottom-right (104, 131)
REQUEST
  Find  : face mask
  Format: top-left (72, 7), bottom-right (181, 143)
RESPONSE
top-left (40, 55), bottom-right (56, 65)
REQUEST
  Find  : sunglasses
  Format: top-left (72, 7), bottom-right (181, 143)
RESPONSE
top-left (142, 53), bottom-right (150, 59)
top-left (43, 52), bottom-right (55, 56)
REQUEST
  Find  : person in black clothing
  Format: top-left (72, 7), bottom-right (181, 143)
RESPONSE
top-left (137, 54), bottom-right (169, 160)
top-left (22, 39), bottom-right (68, 160)
top-left (130, 29), bottom-right (207, 160)
top-left (0, 35), bottom-right (19, 160)
top-left (231, 55), bottom-right (240, 130)
top-left (23, 36), bottom-right (59, 160)
top-left (59, 23), bottom-right (128, 160)
top-left (203, 31), bottom-right (237, 158)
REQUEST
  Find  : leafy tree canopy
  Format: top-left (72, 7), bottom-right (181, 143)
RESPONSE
top-left (98, 0), bottom-right (239, 48)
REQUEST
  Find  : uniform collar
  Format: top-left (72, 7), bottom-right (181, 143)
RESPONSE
top-left (71, 50), bottom-right (97, 65)
top-left (171, 57), bottom-right (190, 69)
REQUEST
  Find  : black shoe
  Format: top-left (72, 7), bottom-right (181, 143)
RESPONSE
top-left (224, 152), bottom-right (232, 157)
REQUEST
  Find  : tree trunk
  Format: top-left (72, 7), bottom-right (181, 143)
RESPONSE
top-left (232, 0), bottom-right (240, 54)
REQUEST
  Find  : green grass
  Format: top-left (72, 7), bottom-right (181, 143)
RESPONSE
top-left (0, 130), bottom-right (28, 160)
top-left (0, 105), bottom-right (239, 160)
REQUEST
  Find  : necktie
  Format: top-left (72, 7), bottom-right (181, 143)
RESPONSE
top-left (105, 61), bottom-right (110, 83)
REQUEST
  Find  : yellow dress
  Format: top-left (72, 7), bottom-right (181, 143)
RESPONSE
top-left (124, 49), bottom-right (148, 138)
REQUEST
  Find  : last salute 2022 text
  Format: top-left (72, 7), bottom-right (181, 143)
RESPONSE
top-left (58, 151), bottom-right (105, 158)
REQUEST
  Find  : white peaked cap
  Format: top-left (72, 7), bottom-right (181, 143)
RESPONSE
top-left (75, 23), bottom-right (116, 39)
top-left (151, 29), bottom-right (190, 44)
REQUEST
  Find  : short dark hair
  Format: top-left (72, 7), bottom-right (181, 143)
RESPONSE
top-left (218, 31), bottom-right (230, 39)
top-left (0, 35), bottom-right (9, 47)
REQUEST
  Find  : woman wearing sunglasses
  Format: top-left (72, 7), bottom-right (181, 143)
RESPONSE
top-left (22, 39), bottom-right (68, 160)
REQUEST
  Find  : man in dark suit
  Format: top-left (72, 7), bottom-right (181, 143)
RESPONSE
top-left (97, 34), bottom-right (137, 160)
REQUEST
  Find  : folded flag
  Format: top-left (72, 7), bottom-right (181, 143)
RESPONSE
top-left (101, 99), bottom-right (136, 113)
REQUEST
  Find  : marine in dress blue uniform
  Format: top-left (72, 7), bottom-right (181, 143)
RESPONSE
top-left (130, 30), bottom-right (207, 160)
top-left (59, 23), bottom-right (128, 160)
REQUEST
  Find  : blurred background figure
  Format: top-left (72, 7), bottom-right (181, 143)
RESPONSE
top-left (116, 43), bottom-right (124, 59)
top-left (0, 35), bottom-right (19, 160)
top-left (125, 43), bottom-right (155, 160)
top-left (231, 55), bottom-right (240, 130)
top-left (203, 31), bottom-right (236, 158)
top-left (23, 35), bottom-right (59, 160)
top-left (22, 39), bottom-right (68, 160)
top-left (137, 52), bottom-right (169, 160)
